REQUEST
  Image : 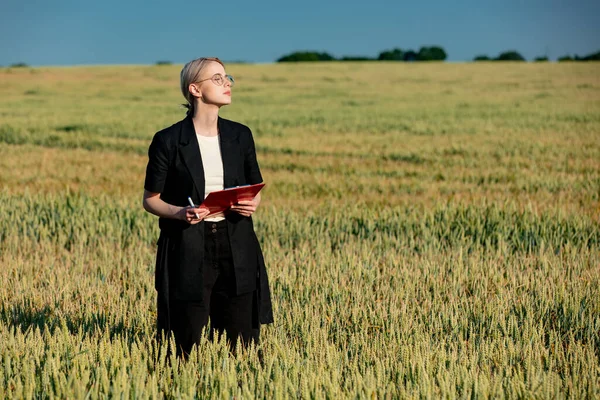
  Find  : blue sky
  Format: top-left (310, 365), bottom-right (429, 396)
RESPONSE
top-left (1, 0), bottom-right (598, 66)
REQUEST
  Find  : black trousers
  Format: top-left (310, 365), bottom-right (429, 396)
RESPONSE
top-left (166, 220), bottom-right (259, 357)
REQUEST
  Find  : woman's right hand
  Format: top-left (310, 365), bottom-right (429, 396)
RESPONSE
top-left (143, 190), bottom-right (211, 224)
top-left (180, 206), bottom-right (210, 224)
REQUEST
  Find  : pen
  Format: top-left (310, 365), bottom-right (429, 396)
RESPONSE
top-left (187, 197), bottom-right (200, 219)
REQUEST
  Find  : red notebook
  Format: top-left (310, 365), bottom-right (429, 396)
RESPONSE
top-left (200, 183), bottom-right (265, 216)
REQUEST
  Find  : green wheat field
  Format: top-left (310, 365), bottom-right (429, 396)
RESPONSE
top-left (1, 62), bottom-right (599, 398)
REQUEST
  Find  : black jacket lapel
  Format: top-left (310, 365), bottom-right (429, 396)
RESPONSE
top-left (178, 116), bottom-right (205, 203)
top-left (218, 117), bottom-right (240, 189)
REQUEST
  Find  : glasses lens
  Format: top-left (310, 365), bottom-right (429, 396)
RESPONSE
top-left (226, 74), bottom-right (235, 86)
top-left (212, 74), bottom-right (224, 85)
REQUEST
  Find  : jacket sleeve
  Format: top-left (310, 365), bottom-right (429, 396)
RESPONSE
top-left (243, 127), bottom-right (263, 185)
top-left (144, 132), bottom-right (170, 193)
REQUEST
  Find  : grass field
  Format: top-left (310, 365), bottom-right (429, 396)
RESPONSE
top-left (0, 62), bottom-right (599, 398)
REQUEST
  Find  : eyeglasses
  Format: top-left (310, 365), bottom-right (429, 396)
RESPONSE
top-left (196, 73), bottom-right (235, 87)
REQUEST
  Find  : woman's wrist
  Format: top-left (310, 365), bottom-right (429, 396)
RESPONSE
top-left (172, 205), bottom-right (186, 221)
top-left (143, 191), bottom-right (201, 222)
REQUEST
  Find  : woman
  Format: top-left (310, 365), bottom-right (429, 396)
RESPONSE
top-left (143, 57), bottom-right (273, 357)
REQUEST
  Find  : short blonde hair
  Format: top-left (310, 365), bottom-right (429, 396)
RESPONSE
top-left (180, 57), bottom-right (225, 116)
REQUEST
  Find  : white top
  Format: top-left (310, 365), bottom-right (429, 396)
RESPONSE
top-left (197, 134), bottom-right (225, 222)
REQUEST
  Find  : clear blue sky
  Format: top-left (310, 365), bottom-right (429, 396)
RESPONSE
top-left (1, 0), bottom-right (598, 66)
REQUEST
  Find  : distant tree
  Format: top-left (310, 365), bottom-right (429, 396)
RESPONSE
top-left (403, 50), bottom-right (418, 62)
top-left (495, 51), bottom-right (525, 61)
top-left (315, 52), bottom-right (335, 61)
top-left (155, 60), bottom-right (172, 65)
top-left (340, 56), bottom-right (375, 61)
top-left (10, 62), bottom-right (28, 68)
top-left (534, 56), bottom-right (549, 62)
top-left (473, 55), bottom-right (491, 61)
top-left (277, 51), bottom-right (335, 62)
top-left (557, 55), bottom-right (574, 62)
top-left (417, 46), bottom-right (447, 61)
top-left (580, 50), bottom-right (600, 61)
top-left (377, 48), bottom-right (404, 61)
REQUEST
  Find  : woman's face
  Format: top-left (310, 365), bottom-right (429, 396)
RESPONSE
top-left (191, 61), bottom-right (232, 107)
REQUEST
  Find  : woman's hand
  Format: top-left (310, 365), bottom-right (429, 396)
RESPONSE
top-left (179, 206), bottom-right (210, 224)
top-left (230, 193), bottom-right (261, 217)
top-left (143, 190), bottom-right (211, 224)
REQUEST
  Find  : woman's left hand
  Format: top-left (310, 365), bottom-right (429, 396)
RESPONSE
top-left (230, 193), bottom-right (261, 217)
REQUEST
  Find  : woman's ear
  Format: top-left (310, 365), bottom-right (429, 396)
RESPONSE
top-left (188, 83), bottom-right (202, 99)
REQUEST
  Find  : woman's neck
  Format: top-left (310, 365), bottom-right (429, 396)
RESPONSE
top-left (192, 106), bottom-right (219, 137)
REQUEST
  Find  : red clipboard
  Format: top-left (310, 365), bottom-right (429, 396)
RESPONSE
top-left (200, 183), bottom-right (265, 216)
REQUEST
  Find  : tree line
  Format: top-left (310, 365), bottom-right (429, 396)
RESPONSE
top-left (277, 46), bottom-right (447, 62)
top-left (473, 50), bottom-right (600, 62)
top-left (4, 48), bottom-right (599, 68)
top-left (276, 47), bottom-right (600, 62)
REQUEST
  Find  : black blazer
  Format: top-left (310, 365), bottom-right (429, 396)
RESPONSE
top-left (144, 115), bottom-right (273, 325)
